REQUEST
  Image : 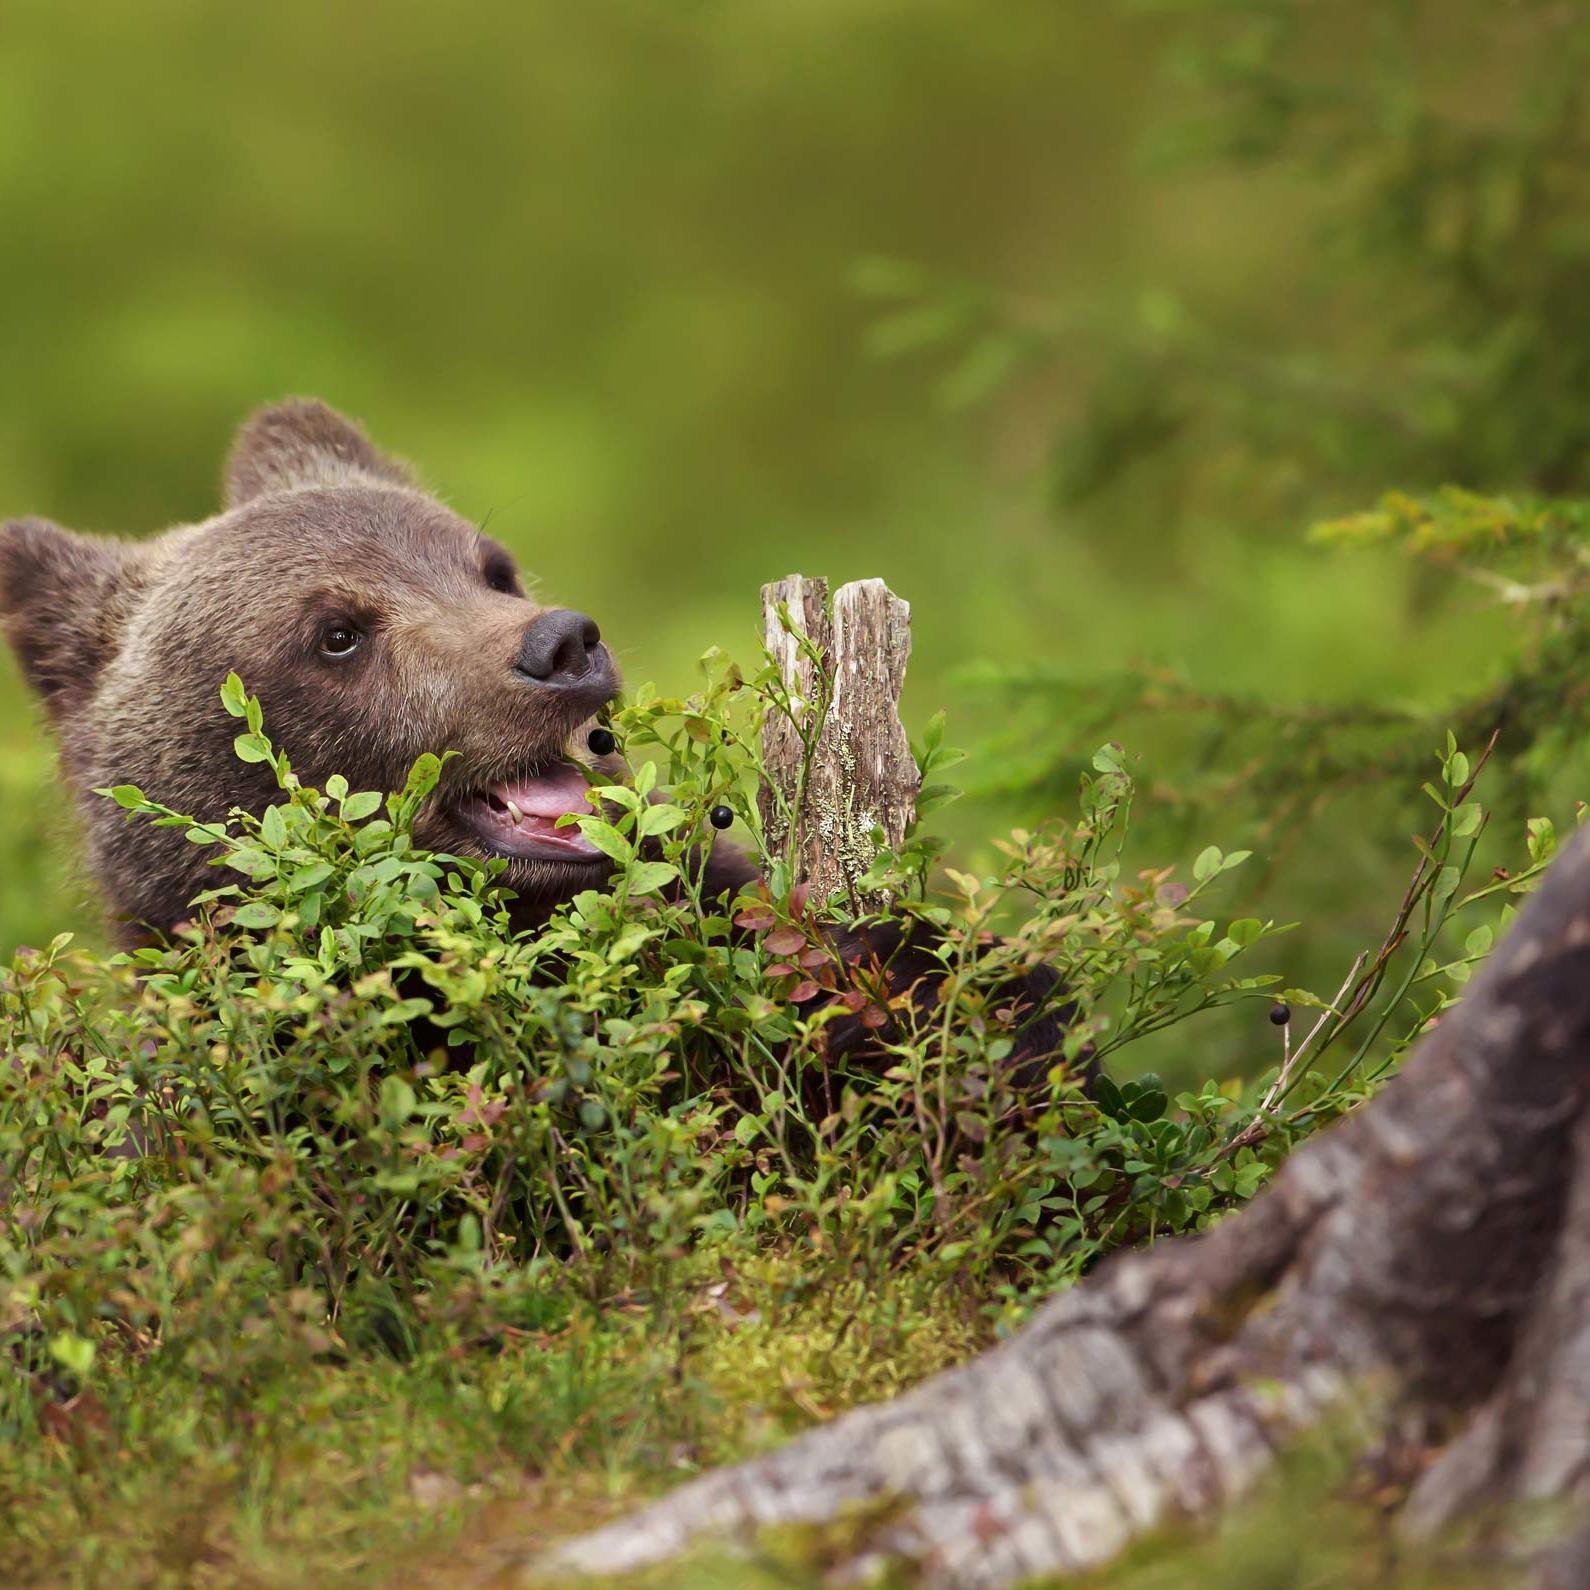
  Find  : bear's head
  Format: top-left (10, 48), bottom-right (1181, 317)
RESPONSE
top-left (0, 400), bottom-right (627, 938)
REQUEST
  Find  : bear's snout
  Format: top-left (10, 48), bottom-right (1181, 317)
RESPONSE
top-left (514, 608), bottom-right (611, 699)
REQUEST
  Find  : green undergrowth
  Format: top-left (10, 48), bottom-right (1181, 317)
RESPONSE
top-left (0, 635), bottom-right (1572, 1586)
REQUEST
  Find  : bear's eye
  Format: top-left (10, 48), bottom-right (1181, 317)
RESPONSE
top-left (319, 623), bottom-right (363, 658)
top-left (484, 560), bottom-right (517, 595)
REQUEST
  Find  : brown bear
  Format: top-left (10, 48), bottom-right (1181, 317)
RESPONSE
top-left (0, 399), bottom-right (727, 940)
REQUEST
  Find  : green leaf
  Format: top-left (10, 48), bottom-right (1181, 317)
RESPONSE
top-left (232, 901), bottom-right (281, 931)
top-left (595, 781), bottom-right (641, 813)
top-left (577, 818), bottom-right (633, 865)
top-left (260, 805), bottom-right (287, 848)
top-left (1431, 865), bottom-right (1460, 903)
top-left (1128, 1088), bottom-right (1168, 1123)
top-left (219, 673), bottom-right (249, 719)
top-left (401, 753), bottom-right (445, 802)
top-left (379, 1076), bottom-right (416, 1125)
top-left (637, 803), bottom-right (686, 838)
top-left (938, 334), bottom-right (1021, 412)
top-left (848, 254), bottom-right (929, 298)
top-left (1528, 816), bottom-right (1557, 866)
top-left (233, 733), bottom-right (272, 765)
top-left (1193, 845), bottom-right (1222, 882)
top-left (1450, 801), bottom-right (1484, 837)
top-left (625, 860), bottom-right (679, 895)
top-left (342, 790), bottom-right (383, 822)
top-left (916, 783), bottom-right (963, 816)
top-left (865, 300), bottom-right (964, 359)
top-left (225, 848), bottom-right (277, 880)
top-left (49, 1331), bottom-right (96, 1379)
top-left (383, 997), bottom-right (433, 1025)
top-left (287, 861), bottom-right (334, 891)
top-left (353, 822), bottom-right (394, 854)
top-left (102, 784), bottom-right (148, 810)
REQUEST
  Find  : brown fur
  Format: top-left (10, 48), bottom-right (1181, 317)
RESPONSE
top-left (0, 400), bottom-right (647, 938)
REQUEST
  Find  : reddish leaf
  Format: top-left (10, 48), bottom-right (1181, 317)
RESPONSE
top-left (860, 1003), bottom-right (890, 1029)
top-left (764, 927), bottom-right (807, 956)
top-left (734, 907), bottom-right (777, 931)
top-left (764, 962), bottom-right (797, 978)
top-left (38, 1391), bottom-right (112, 1448)
top-left (797, 946), bottom-right (829, 970)
top-left (789, 979), bottom-right (820, 1002)
top-left (457, 1083), bottom-right (507, 1130)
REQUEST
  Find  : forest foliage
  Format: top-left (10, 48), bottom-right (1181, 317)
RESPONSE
top-left (0, 632), bottom-right (1571, 1582)
top-left (2, 1), bottom-right (1590, 1584)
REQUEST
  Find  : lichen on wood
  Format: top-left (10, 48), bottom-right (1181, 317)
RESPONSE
top-left (758, 574), bottom-right (919, 912)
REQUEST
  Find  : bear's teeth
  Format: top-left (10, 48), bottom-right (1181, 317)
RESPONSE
top-left (505, 798), bottom-right (525, 825)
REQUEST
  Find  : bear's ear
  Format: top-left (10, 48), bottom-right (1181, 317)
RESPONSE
top-left (0, 518), bottom-right (136, 716)
top-left (224, 398), bottom-right (413, 508)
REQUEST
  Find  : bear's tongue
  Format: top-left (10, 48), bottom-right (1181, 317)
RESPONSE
top-left (483, 763), bottom-right (604, 858)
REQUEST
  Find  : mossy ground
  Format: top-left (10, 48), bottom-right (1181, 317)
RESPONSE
top-left (0, 1253), bottom-right (989, 1589)
top-left (2, 1254), bottom-right (1511, 1590)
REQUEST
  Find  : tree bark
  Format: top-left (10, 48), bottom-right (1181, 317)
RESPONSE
top-left (542, 826), bottom-right (1590, 1586)
top-left (759, 575), bottom-right (918, 911)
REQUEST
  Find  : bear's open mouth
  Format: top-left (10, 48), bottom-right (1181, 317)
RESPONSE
top-left (450, 762), bottom-right (609, 864)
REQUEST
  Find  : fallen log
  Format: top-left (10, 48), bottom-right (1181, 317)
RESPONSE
top-left (541, 824), bottom-right (1590, 1585)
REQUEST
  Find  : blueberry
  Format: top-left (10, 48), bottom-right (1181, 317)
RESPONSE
top-left (587, 727), bottom-right (617, 756)
top-left (709, 804), bottom-right (734, 831)
top-left (1269, 1002), bottom-right (1291, 1027)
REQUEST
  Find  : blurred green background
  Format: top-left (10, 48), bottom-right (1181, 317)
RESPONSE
top-left (2, 0), bottom-right (1582, 1043)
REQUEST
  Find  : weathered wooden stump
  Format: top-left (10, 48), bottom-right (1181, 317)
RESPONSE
top-left (758, 575), bottom-right (919, 912)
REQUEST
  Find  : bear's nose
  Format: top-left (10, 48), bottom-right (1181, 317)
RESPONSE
top-left (514, 609), bottom-right (604, 686)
